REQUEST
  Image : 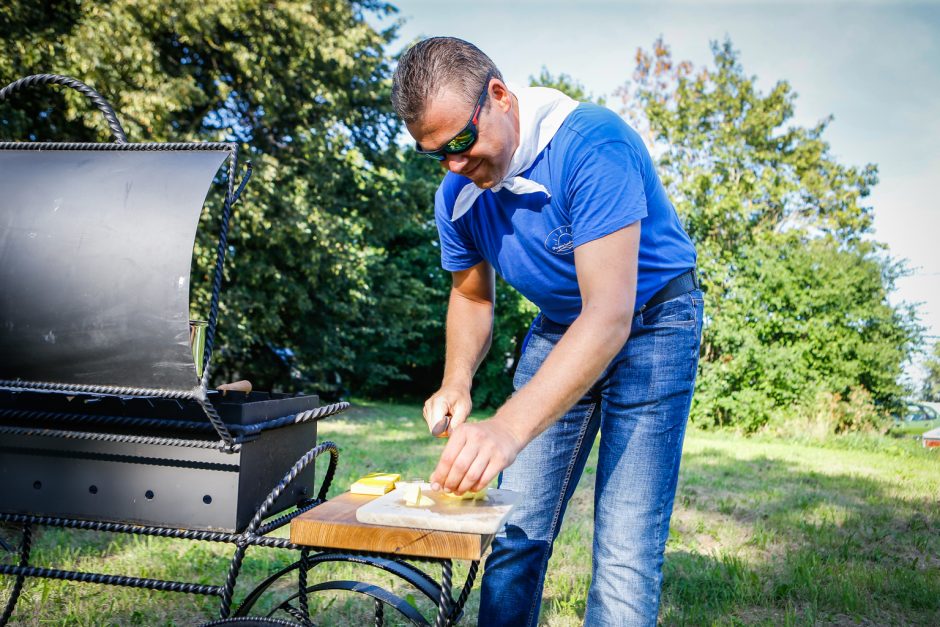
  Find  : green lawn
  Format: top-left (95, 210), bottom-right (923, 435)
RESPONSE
top-left (2, 401), bottom-right (938, 625)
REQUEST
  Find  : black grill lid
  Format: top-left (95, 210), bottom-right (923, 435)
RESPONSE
top-left (0, 389), bottom-right (321, 428)
top-left (0, 149), bottom-right (229, 391)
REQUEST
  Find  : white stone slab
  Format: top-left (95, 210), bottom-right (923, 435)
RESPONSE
top-left (355, 482), bottom-right (520, 534)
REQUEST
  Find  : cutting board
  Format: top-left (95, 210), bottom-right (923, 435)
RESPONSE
top-left (291, 492), bottom-right (495, 559)
top-left (355, 483), bottom-right (520, 534)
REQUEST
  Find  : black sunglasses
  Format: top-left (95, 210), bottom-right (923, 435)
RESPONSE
top-left (415, 72), bottom-right (495, 161)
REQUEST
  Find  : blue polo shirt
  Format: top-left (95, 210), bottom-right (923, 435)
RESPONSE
top-left (435, 103), bottom-right (696, 325)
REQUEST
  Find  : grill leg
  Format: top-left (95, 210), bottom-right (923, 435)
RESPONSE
top-left (0, 523), bottom-right (32, 627)
top-left (298, 548), bottom-right (310, 621)
top-left (433, 560), bottom-right (452, 627)
top-left (219, 542), bottom-right (248, 619)
top-left (448, 560), bottom-right (478, 624)
top-left (374, 598), bottom-right (384, 627)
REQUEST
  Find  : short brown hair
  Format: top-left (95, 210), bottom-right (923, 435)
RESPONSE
top-left (391, 37), bottom-right (503, 124)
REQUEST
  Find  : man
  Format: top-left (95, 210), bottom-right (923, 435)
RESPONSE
top-left (391, 37), bottom-right (703, 626)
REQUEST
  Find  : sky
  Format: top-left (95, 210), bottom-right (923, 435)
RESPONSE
top-left (371, 0), bottom-right (940, 382)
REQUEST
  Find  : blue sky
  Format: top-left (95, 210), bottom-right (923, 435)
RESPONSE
top-left (372, 0), bottom-right (940, 382)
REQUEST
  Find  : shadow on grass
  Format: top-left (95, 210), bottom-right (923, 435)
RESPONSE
top-left (3, 408), bottom-right (938, 625)
top-left (331, 415), bottom-right (940, 625)
top-left (658, 447), bottom-right (940, 625)
top-left (0, 405), bottom-right (474, 626)
top-left (1, 521), bottom-right (471, 626)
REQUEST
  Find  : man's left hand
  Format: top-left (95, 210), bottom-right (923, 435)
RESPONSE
top-left (430, 418), bottom-right (523, 494)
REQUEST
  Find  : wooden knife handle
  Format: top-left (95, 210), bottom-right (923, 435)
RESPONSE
top-left (217, 379), bottom-right (252, 395)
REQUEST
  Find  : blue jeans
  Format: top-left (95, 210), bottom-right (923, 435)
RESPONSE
top-left (478, 290), bottom-right (704, 627)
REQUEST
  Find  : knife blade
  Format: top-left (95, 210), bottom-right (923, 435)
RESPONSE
top-left (431, 415), bottom-right (451, 438)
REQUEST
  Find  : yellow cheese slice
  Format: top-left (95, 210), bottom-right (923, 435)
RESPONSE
top-left (441, 487), bottom-right (489, 501)
top-left (350, 472), bottom-right (401, 495)
top-left (359, 472), bottom-right (401, 483)
top-left (403, 483), bottom-right (435, 507)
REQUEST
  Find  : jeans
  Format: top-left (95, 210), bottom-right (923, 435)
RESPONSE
top-left (478, 289), bottom-right (704, 627)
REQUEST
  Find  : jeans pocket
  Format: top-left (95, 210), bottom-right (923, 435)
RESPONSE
top-left (513, 332), bottom-right (552, 390)
top-left (642, 292), bottom-right (697, 328)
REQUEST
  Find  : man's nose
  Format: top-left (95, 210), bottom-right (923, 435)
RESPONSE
top-left (443, 153), bottom-right (470, 174)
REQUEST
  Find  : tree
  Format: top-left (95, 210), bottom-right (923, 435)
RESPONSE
top-left (694, 233), bottom-right (918, 430)
top-left (619, 38), bottom-right (921, 430)
top-left (530, 67), bottom-right (606, 106)
top-left (922, 341), bottom-right (940, 402)
top-left (1, 0), bottom-right (448, 397)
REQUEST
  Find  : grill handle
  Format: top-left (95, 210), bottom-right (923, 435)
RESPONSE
top-left (0, 73), bottom-right (127, 143)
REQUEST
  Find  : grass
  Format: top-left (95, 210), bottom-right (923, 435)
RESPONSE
top-left (890, 419), bottom-right (939, 438)
top-left (2, 400), bottom-right (938, 625)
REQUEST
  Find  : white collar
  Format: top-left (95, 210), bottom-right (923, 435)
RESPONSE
top-left (450, 84), bottom-right (579, 221)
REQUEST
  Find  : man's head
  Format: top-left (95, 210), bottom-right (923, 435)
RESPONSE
top-left (392, 37), bottom-right (519, 189)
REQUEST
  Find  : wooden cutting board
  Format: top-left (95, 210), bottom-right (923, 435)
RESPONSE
top-left (355, 483), bottom-right (520, 535)
top-left (290, 492), bottom-right (495, 560)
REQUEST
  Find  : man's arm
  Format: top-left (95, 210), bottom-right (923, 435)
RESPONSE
top-left (430, 222), bottom-right (640, 494)
top-left (422, 260), bottom-right (496, 434)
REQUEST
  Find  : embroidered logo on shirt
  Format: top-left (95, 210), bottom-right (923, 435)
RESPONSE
top-left (545, 225), bottom-right (574, 255)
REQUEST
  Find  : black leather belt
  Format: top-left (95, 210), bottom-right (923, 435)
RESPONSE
top-left (637, 268), bottom-right (700, 314)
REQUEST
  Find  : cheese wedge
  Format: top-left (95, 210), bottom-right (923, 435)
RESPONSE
top-left (350, 472), bottom-right (401, 496)
top-left (441, 487), bottom-right (489, 501)
top-left (403, 483), bottom-right (435, 507)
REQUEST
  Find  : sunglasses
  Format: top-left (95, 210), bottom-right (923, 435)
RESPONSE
top-left (415, 72), bottom-right (494, 161)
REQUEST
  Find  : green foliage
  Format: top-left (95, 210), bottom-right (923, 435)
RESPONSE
top-left (921, 340), bottom-right (940, 402)
top-left (621, 38), bottom-right (921, 431)
top-left (694, 234), bottom-right (917, 431)
top-left (0, 0), bottom-right (449, 397)
top-left (2, 6), bottom-right (922, 424)
top-left (469, 279), bottom-right (538, 408)
top-left (529, 66), bottom-right (606, 106)
top-left (807, 387), bottom-right (890, 435)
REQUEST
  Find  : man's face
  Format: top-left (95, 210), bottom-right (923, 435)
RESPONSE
top-left (407, 78), bottom-right (517, 189)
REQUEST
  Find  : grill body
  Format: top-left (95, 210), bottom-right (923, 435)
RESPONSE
top-left (0, 392), bottom-right (322, 532)
top-left (0, 423), bottom-right (317, 532)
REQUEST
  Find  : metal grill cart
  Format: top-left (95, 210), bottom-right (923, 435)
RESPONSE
top-left (0, 75), bottom-right (483, 626)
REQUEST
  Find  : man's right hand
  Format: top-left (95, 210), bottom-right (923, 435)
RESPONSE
top-left (423, 384), bottom-right (473, 437)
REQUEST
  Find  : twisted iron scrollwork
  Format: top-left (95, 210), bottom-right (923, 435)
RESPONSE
top-left (0, 73), bottom-right (482, 625)
top-left (0, 74), bottom-right (128, 143)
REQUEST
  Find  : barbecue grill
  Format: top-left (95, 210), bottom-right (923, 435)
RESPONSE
top-left (0, 75), bottom-right (480, 626)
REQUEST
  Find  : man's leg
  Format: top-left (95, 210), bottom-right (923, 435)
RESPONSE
top-left (478, 318), bottom-right (600, 627)
top-left (585, 291), bottom-right (704, 626)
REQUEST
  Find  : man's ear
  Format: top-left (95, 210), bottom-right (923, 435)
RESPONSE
top-left (490, 79), bottom-right (513, 113)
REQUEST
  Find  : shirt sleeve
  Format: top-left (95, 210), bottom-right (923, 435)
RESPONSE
top-left (565, 140), bottom-right (648, 249)
top-left (435, 185), bottom-right (484, 271)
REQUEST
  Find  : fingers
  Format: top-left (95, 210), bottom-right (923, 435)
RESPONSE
top-left (470, 459), bottom-right (503, 494)
top-left (441, 436), bottom-right (481, 493)
top-left (430, 428), bottom-right (465, 490)
top-left (454, 453), bottom-right (489, 495)
top-left (447, 397), bottom-right (472, 430)
top-left (423, 395), bottom-right (451, 432)
top-left (422, 387), bottom-right (472, 434)
top-left (429, 421), bottom-right (519, 494)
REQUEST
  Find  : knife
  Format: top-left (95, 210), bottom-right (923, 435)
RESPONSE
top-left (431, 415), bottom-right (451, 438)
